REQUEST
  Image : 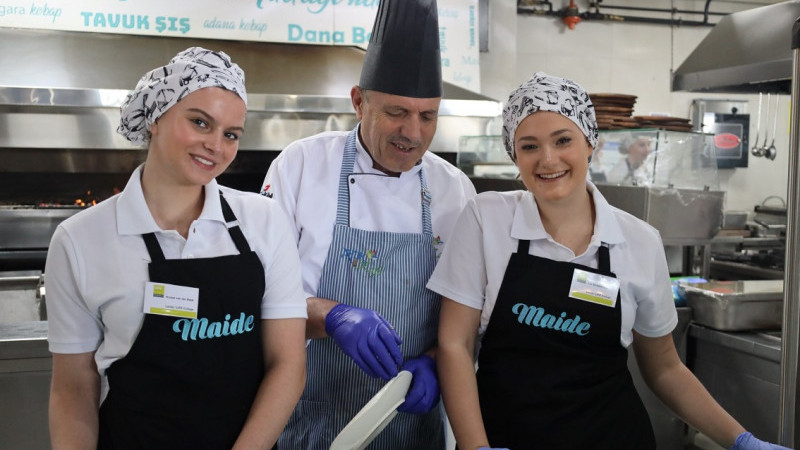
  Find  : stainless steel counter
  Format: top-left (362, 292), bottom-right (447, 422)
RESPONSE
top-left (0, 320), bottom-right (48, 348)
top-left (689, 323), bottom-right (781, 361)
top-left (0, 320), bottom-right (51, 450)
top-left (629, 306), bottom-right (694, 449)
top-left (710, 259), bottom-right (784, 280)
top-left (687, 324), bottom-right (782, 441)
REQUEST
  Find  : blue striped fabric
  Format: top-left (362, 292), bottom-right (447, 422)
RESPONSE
top-left (279, 126), bottom-right (445, 450)
top-left (334, 129), bottom-right (358, 226)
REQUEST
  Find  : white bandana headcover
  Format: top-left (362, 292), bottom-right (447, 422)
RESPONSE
top-left (502, 72), bottom-right (598, 161)
top-left (117, 47), bottom-right (247, 146)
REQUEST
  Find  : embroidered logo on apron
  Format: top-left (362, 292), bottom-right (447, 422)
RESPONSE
top-left (339, 247), bottom-right (384, 277)
top-left (433, 235), bottom-right (444, 259)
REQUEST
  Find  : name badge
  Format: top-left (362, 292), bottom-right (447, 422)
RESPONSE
top-left (568, 268), bottom-right (620, 308)
top-left (143, 281), bottom-right (199, 318)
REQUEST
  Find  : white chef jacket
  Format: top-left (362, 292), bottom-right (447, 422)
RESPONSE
top-left (46, 165), bottom-right (307, 392)
top-left (426, 182), bottom-right (677, 348)
top-left (262, 128), bottom-right (477, 299)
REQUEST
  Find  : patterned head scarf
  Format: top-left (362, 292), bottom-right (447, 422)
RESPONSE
top-left (502, 72), bottom-right (598, 161)
top-left (117, 47), bottom-right (247, 146)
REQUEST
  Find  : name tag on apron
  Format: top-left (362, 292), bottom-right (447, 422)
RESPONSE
top-left (568, 268), bottom-right (620, 308)
top-left (143, 281), bottom-right (200, 318)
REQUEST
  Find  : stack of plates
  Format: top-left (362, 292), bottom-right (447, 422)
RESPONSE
top-left (589, 93), bottom-right (639, 130)
top-left (633, 116), bottom-right (693, 131)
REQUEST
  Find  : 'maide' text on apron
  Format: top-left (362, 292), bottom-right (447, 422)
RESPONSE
top-left (512, 302), bottom-right (591, 336)
top-left (172, 312), bottom-right (256, 341)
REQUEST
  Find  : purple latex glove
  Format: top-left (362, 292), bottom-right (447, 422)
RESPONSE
top-left (324, 303), bottom-right (403, 380)
top-left (398, 354), bottom-right (440, 414)
top-left (730, 432), bottom-right (792, 450)
top-left (478, 448), bottom-right (510, 450)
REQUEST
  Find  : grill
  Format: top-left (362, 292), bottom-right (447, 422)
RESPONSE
top-left (0, 163), bottom-right (133, 271)
top-left (0, 206), bottom-right (82, 271)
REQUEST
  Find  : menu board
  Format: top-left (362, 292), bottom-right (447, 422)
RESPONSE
top-left (0, 0), bottom-right (480, 92)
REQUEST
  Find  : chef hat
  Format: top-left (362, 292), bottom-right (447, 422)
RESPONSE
top-left (502, 72), bottom-right (598, 161)
top-left (359, 0), bottom-right (442, 98)
top-left (117, 47), bottom-right (247, 146)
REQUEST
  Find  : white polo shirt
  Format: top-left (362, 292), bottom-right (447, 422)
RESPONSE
top-left (46, 165), bottom-right (308, 382)
top-left (426, 183), bottom-right (677, 348)
top-left (262, 128), bottom-right (477, 299)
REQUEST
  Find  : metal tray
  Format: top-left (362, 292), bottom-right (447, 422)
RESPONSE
top-left (0, 275), bottom-right (46, 324)
top-left (0, 206), bottom-right (81, 249)
top-left (677, 279), bottom-right (783, 331)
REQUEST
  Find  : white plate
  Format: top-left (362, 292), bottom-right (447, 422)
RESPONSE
top-left (329, 370), bottom-right (413, 450)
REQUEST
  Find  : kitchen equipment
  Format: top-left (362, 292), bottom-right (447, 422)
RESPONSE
top-left (0, 320), bottom-right (50, 450)
top-left (597, 184), bottom-right (724, 244)
top-left (753, 198), bottom-right (787, 238)
top-left (595, 129), bottom-right (724, 245)
top-left (691, 99), bottom-right (750, 168)
top-left (0, 205), bottom-right (86, 271)
top-left (677, 279), bottom-right (783, 330)
top-left (633, 115), bottom-right (693, 132)
top-left (0, 275), bottom-right (46, 324)
top-left (760, 93), bottom-right (772, 155)
top-left (330, 370), bottom-right (413, 450)
top-left (673, 1), bottom-right (800, 94)
top-left (722, 210), bottom-right (749, 230)
top-left (590, 93), bottom-right (638, 130)
top-left (457, 135), bottom-right (517, 179)
top-left (767, 95), bottom-right (779, 160)
top-left (596, 128), bottom-right (720, 190)
top-left (752, 93), bottom-right (763, 156)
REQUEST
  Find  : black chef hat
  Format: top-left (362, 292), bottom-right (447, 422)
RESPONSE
top-left (359, 0), bottom-right (442, 98)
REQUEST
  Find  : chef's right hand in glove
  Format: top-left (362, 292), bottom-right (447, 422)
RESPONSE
top-left (730, 432), bottom-right (792, 450)
top-left (325, 303), bottom-right (403, 380)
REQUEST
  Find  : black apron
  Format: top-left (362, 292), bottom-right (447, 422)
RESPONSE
top-left (98, 193), bottom-right (266, 450)
top-left (476, 239), bottom-right (655, 450)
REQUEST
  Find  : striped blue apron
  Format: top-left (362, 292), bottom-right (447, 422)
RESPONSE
top-left (279, 127), bottom-right (444, 449)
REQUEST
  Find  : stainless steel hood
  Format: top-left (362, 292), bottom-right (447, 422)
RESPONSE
top-left (0, 28), bottom-right (495, 100)
top-left (672, 1), bottom-right (800, 94)
top-left (0, 28), bottom-right (501, 155)
top-left (0, 28), bottom-right (501, 205)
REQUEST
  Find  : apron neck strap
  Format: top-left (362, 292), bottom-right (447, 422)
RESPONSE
top-left (419, 170), bottom-right (433, 235)
top-left (142, 192), bottom-right (251, 262)
top-left (142, 232), bottom-right (165, 262)
top-left (517, 238), bottom-right (530, 255)
top-left (336, 126), bottom-right (433, 235)
top-left (334, 129), bottom-right (359, 227)
top-left (598, 242), bottom-right (610, 272)
top-left (219, 192), bottom-right (252, 253)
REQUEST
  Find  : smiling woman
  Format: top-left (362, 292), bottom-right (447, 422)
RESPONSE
top-left (45, 47), bottom-right (308, 450)
top-left (429, 72), bottom-right (790, 450)
top-left (513, 111), bottom-right (594, 210)
top-left (145, 88), bottom-right (246, 208)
